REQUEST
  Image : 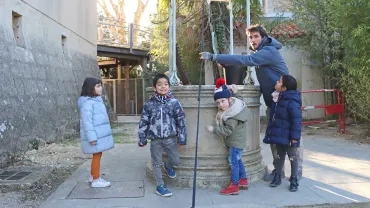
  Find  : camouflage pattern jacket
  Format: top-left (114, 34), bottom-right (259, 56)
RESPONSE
top-left (138, 93), bottom-right (187, 145)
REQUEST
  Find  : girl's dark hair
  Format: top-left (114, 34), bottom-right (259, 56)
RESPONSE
top-left (282, 75), bottom-right (297, 91)
top-left (80, 77), bottom-right (102, 97)
top-left (153, 73), bottom-right (170, 87)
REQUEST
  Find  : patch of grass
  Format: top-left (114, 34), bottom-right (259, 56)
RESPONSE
top-left (55, 137), bottom-right (80, 146)
top-left (110, 122), bottom-right (122, 129)
top-left (327, 122), bottom-right (337, 127)
top-left (112, 132), bottom-right (136, 144)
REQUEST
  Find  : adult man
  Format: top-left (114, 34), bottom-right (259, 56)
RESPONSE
top-left (200, 24), bottom-right (303, 181)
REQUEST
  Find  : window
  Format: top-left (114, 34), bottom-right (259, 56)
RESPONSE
top-left (61, 35), bottom-right (67, 54)
top-left (12, 11), bottom-right (25, 47)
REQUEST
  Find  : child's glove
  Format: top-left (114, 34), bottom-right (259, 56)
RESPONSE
top-left (138, 140), bottom-right (147, 147)
top-left (206, 125), bottom-right (214, 132)
top-left (290, 139), bottom-right (299, 147)
top-left (229, 84), bottom-right (238, 94)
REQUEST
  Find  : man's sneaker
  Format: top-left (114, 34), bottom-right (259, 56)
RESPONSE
top-left (156, 184), bottom-right (172, 197)
top-left (263, 169), bottom-right (285, 182)
top-left (238, 178), bottom-right (249, 189)
top-left (220, 182), bottom-right (239, 195)
top-left (91, 178), bottom-right (111, 188)
top-left (163, 166), bottom-right (176, 179)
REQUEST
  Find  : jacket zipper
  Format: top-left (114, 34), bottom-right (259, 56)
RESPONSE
top-left (268, 95), bottom-right (280, 136)
top-left (160, 107), bottom-right (163, 138)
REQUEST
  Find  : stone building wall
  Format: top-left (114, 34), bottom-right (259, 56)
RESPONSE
top-left (0, 0), bottom-right (99, 165)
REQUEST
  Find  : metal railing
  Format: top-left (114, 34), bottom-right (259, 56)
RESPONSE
top-left (97, 16), bottom-right (151, 51)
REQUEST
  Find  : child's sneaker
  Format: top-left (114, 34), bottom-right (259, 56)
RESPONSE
top-left (238, 178), bottom-right (249, 189)
top-left (264, 169), bottom-right (285, 181)
top-left (289, 176), bottom-right (299, 192)
top-left (163, 166), bottom-right (176, 179)
top-left (220, 182), bottom-right (239, 195)
top-left (156, 184), bottom-right (172, 197)
top-left (269, 173), bottom-right (281, 187)
top-left (91, 178), bottom-right (111, 188)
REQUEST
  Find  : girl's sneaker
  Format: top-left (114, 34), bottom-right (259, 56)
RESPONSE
top-left (91, 178), bottom-right (111, 188)
top-left (88, 175), bottom-right (93, 183)
top-left (156, 184), bottom-right (172, 197)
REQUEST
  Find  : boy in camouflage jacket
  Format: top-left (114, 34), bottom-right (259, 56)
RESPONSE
top-left (138, 73), bottom-right (187, 197)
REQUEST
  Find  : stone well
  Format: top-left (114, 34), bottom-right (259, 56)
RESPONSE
top-left (146, 85), bottom-right (266, 188)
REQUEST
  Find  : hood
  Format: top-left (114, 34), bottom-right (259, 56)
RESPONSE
top-left (222, 98), bottom-right (248, 122)
top-left (254, 36), bottom-right (283, 51)
top-left (280, 90), bottom-right (302, 105)
top-left (78, 96), bottom-right (103, 108)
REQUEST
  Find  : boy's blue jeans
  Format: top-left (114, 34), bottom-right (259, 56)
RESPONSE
top-left (228, 147), bottom-right (247, 185)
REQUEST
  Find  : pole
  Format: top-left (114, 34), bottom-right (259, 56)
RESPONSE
top-left (191, 1), bottom-right (205, 207)
top-left (169, 0), bottom-right (173, 73)
top-left (229, 1), bottom-right (233, 54)
top-left (246, 0), bottom-right (251, 53)
top-left (171, 0), bottom-right (176, 75)
top-left (243, 0), bottom-right (255, 85)
top-left (169, 0), bottom-right (180, 86)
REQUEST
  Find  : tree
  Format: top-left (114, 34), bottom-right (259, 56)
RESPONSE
top-left (97, 0), bottom-right (150, 48)
top-left (287, 0), bottom-right (370, 121)
top-left (150, 0), bottom-right (262, 84)
top-left (97, 0), bottom-right (127, 46)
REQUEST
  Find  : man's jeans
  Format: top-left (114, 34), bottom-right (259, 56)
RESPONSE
top-left (150, 137), bottom-right (180, 185)
top-left (228, 147), bottom-right (247, 185)
top-left (266, 107), bottom-right (303, 172)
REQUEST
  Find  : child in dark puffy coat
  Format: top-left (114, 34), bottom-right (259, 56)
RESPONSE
top-left (263, 75), bottom-right (302, 192)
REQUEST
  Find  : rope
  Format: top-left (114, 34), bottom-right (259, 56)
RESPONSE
top-left (190, 0), bottom-right (205, 207)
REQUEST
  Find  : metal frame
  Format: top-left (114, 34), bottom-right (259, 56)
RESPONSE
top-left (102, 78), bottom-right (145, 116)
top-left (301, 89), bottom-right (346, 133)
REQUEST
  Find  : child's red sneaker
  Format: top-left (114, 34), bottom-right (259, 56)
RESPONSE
top-left (238, 178), bottom-right (249, 189)
top-left (220, 182), bottom-right (239, 195)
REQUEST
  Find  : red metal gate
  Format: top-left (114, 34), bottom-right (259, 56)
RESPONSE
top-left (301, 89), bottom-right (345, 133)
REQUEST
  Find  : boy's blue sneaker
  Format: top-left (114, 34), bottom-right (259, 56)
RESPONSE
top-left (163, 166), bottom-right (176, 179)
top-left (156, 184), bottom-right (172, 197)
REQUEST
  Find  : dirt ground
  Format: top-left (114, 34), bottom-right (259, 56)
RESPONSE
top-left (0, 139), bottom-right (88, 208)
top-left (0, 123), bottom-right (139, 208)
top-left (0, 122), bottom-right (368, 208)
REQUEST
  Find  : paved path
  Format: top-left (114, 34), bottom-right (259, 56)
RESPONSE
top-left (40, 134), bottom-right (370, 208)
